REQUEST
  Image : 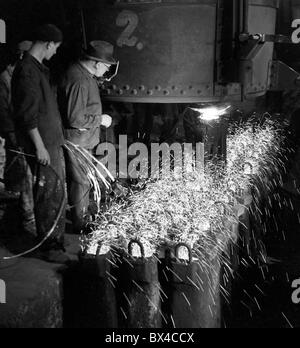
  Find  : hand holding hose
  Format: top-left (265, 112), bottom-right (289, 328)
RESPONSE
top-left (28, 128), bottom-right (51, 166)
top-left (36, 144), bottom-right (51, 166)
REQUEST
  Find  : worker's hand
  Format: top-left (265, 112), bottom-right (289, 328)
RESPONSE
top-left (101, 114), bottom-right (113, 128)
top-left (36, 145), bottom-right (51, 166)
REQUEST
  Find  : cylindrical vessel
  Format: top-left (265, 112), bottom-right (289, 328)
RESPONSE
top-left (77, 250), bottom-right (119, 328)
top-left (82, 0), bottom-right (278, 103)
top-left (82, 0), bottom-right (219, 103)
top-left (117, 241), bottom-right (162, 328)
top-left (160, 244), bottom-right (222, 328)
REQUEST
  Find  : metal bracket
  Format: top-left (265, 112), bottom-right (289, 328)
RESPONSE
top-left (239, 33), bottom-right (292, 60)
top-left (239, 33), bottom-right (292, 44)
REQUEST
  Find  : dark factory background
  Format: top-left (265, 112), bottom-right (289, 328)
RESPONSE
top-left (0, 0), bottom-right (300, 330)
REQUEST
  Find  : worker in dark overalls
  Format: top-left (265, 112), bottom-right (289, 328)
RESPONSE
top-left (0, 41), bottom-right (36, 235)
top-left (58, 41), bottom-right (115, 234)
top-left (12, 24), bottom-right (69, 263)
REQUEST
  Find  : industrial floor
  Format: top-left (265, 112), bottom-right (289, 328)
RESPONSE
top-left (0, 195), bottom-right (80, 328)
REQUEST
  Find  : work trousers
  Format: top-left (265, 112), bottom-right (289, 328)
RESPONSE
top-left (4, 136), bottom-right (35, 227)
top-left (27, 145), bottom-right (66, 249)
top-left (64, 148), bottom-right (91, 234)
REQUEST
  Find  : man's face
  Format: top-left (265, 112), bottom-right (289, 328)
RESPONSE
top-left (45, 42), bottom-right (61, 60)
top-left (94, 61), bottom-right (111, 78)
top-left (7, 64), bottom-right (16, 76)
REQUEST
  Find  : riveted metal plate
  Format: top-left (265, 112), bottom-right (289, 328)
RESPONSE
top-left (82, 0), bottom-right (218, 102)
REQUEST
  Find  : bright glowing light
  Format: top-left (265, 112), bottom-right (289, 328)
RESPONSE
top-left (190, 105), bottom-right (231, 121)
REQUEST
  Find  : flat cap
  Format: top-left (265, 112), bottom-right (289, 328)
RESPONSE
top-left (33, 24), bottom-right (63, 43)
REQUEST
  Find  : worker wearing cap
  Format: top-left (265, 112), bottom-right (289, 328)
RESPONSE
top-left (58, 41), bottom-right (117, 234)
top-left (0, 41), bottom-right (35, 235)
top-left (12, 24), bottom-right (69, 263)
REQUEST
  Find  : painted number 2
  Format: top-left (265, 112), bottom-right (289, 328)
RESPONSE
top-left (116, 10), bottom-right (143, 50)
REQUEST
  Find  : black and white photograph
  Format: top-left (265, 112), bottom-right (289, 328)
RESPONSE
top-left (0, 0), bottom-right (300, 332)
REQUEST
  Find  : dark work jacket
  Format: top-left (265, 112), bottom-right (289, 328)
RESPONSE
top-left (12, 53), bottom-right (65, 154)
top-left (58, 62), bottom-right (102, 150)
top-left (0, 70), bottom-right (14, 137)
